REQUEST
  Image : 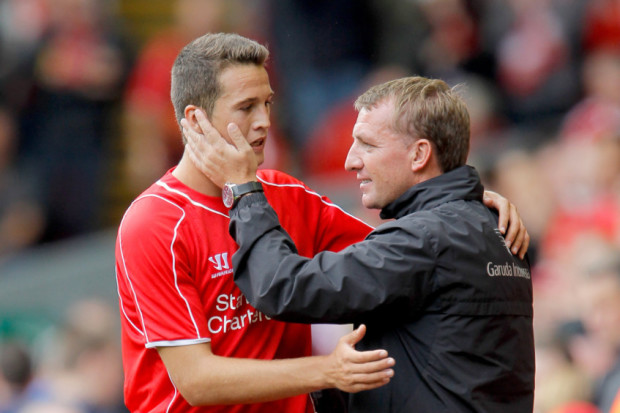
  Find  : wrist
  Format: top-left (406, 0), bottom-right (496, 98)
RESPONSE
top-left (320, 353), bottom-right (339, 390)
top-left (228, 174), bottom-right (258, 185)
top-left (308, 354), bottom-right (332, 391)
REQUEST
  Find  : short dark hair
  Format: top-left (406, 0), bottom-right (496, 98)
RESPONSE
top-left (355, 76), bottom-right (470, 172)
top-left (170, 32), bottom-right (269, 126)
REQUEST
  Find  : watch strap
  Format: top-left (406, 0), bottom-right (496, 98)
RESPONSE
top-left (231, 181), bottom-right (263, 206)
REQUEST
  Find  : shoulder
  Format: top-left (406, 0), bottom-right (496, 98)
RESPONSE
top-left (377, 213), bottom-right (435, 238)
top-left (390, 200), bottom-right (492, 253)
top-left (257, 169), bottom-right (350, 210)
top-left (128, 181), bottom-right (187, 217)
top-left (257, 169), bottom-right (308, 188)
top-left (377, 209), bottom-right (441, 243)
top-left (257, 169), bottom-right (323, 201)
top-left (119, 184), bottom-right (188, 241)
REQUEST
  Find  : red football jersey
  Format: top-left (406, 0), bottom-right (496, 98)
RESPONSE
top-left (115, 168), bottom-right (372, 413)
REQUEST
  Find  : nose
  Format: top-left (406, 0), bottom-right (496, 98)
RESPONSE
top-left (344, 143), bottom-right (362, 171)
top-left (252, 104), bottom-right (271, 131)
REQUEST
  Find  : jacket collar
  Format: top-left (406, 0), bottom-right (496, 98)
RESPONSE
top-left (380, 165), bottom-right (484, 220)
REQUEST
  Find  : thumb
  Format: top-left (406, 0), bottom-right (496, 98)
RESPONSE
top-left (227, 123), bottom-right (251, 151)
top-left (343, 324), bottom-right (367, 347)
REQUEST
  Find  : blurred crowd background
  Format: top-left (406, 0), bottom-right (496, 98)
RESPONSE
top-left (1, 0), bottom-right (620, 412)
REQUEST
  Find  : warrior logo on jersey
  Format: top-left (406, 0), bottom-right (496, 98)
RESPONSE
top-left (209, 252), bottom-right (229, 271)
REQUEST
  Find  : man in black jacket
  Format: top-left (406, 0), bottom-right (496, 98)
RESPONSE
top-left (183, 76), bottom-right (535, 412)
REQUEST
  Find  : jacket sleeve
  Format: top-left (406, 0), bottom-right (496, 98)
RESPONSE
top-left (229, 192), bottom-right (436, 324)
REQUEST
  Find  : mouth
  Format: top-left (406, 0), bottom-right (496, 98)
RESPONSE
top-left (358, 177), bottom-right (371, 189)
top-left (250, 137), bottom-right (266, 151)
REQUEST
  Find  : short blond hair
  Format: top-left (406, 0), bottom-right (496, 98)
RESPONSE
top-left (355, 76), bottom-right (470, 172)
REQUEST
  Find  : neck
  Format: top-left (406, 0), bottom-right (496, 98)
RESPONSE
top-left (412, 159), bottom-right (443, 187)
top-left (172, 151), bottom-right (222, 197)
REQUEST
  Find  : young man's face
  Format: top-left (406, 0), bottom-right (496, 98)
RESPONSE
top-left (210, 64), bottom-right (274, 166)
top-left (345, 100), bottom-right (416, 210)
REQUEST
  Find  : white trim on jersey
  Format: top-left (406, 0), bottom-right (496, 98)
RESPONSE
top-left (146, 337), bottom-right (212, 349)
top-left (165, 369), bottom-right (180, 413)
top-left (117, 193), bottom-right (206, 346)
top-left (156, 180), bottom-right (229, 219)
top-left (115, 267), bottom-right (143, 337)
top-left (117, 212), bottom-right (149, 339)
top-left (257, 175), bottom-right (374, 228)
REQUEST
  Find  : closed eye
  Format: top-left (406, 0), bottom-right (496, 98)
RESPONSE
top-left (358, 138), bottom-right (375, 148)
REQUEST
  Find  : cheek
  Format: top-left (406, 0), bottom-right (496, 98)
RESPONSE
top-left (383, 159), bottom-right (414, 194)
top-left (226, 110), bottom-right (249, 128)
top-left (236, 121), bottom-right (252, 138)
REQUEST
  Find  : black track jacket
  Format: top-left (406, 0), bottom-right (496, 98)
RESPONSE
top-left (229, 165), bottom-right (535, 413)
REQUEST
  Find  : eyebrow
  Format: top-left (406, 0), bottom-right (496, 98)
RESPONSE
top-left (234, 97), bottom-right (257, 107)
top-left (352, 128), bottom-right (370, 141)
top-left (235, 92), bottom-right (275, 108)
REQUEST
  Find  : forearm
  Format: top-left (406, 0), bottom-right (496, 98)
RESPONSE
top-left (160, 335), bottom-right (393, 406)
top-left (230, 193), bottom-right (428, 323)
top-left (178, 353), bottom-right (330, 405)
top-left (229, 192), bottom-right (357, 322)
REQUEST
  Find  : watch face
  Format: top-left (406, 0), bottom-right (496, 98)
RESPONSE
top-left (222, 184), bottom-right (234, 208)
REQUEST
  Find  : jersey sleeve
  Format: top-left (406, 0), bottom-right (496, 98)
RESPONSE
top-left (116, 195), bottom-right (210, 348)
top-left (259, 170), bottom-right (373, 257)
top-left (305, 190), bottom-right (373, 254)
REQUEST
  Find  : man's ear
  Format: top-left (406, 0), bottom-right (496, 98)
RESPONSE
top-left (184, 105), bottom-right (205, 132)
top-left (410, 138), bottom-right (433, 172)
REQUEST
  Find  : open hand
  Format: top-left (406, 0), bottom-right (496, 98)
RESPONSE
top-left (181, 109), bottom-right (258, 187)
top-left (324, 324), bottom-right (394, 393)
top-left (483, 190), bottom-right (530, 259)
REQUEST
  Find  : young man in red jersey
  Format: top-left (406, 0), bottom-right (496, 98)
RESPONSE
top-left (115, 33), bottom-right (528, 413)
